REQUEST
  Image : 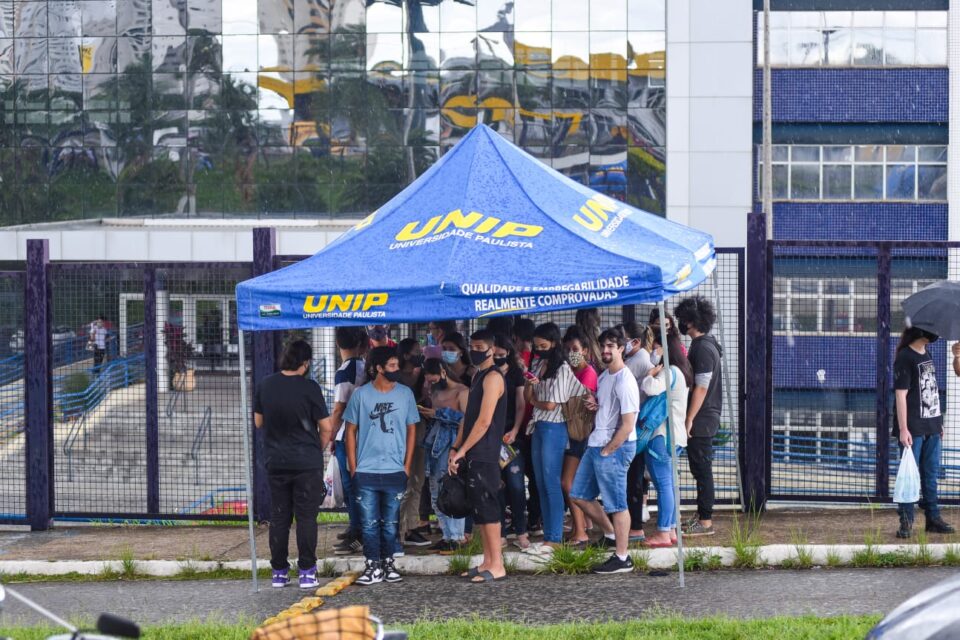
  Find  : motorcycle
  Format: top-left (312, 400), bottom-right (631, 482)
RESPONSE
top-left (0, 582), bottom-right (140, 640)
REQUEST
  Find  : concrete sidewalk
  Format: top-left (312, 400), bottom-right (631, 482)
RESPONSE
top-left (0, 507), bottom-right (955, 564)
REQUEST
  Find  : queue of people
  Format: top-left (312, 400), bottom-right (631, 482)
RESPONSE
top-left (254, 297), bottom-right (727, 587)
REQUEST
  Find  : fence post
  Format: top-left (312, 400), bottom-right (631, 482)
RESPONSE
top-left (876, 244), bottom-right (892, 499)
top-left (743, 213), bottom-right (768, 512)
top-left (144, 267), bottom-right (160, 514)
top-left (25, 239), bottom-right (52, 531)
top-left (251, 227), bottom-right (276, 522)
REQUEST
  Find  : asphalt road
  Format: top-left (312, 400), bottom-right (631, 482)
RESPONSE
top-left (2, 568), bottom-right (956, 628)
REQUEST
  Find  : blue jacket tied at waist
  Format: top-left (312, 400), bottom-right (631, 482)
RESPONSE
top-left (424, 407), bottom-right (463, 478)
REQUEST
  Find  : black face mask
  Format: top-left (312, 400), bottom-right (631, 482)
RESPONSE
top-left (408, 354), bottom-right (424, 367)
top-left (678, 321), bottom-right (689, 336)
top-left (382, 370), bottom-right (402, 383)
top-left (432, 378), bottom-right (448, 391)
top-left (534, 348), bottom-right (551, 358)
top-left (469, 349), bottom-right (491, 366)
top-left (494, 356), bottom-right (509, 367)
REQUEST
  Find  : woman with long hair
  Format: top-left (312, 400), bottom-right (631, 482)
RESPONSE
top-left (524, 322), bottom-right (582, 552)
top-left (397, 337), bottom-right (424, 390)
top-left (575, 308), bottom-right (604, 367)
top-left (893, 326), bottom-right (954, 538)
top-left (440, 331), bottom-right (475, 385)
top-left (639, 330), bottom-right (692, 547)
top-left (561, 326), bottom-right (598, 546)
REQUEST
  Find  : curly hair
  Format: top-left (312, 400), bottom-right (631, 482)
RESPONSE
top-left (674, 296), bottom-right (716, 334)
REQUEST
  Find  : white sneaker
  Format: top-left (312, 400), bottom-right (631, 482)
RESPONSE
top-left (356, 559), bottom-right (384, 586)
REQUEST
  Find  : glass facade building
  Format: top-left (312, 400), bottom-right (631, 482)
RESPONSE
top-left (0, 0), bottom-right (666, 224)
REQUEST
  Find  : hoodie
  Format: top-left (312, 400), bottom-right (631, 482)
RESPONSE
top-left (688, 333), bottom-right (724, 438)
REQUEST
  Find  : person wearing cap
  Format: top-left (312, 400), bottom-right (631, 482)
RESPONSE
top-left (368, 325), bottom-right (397, 349)
top-left (894, 326), bottom-right (955, 538)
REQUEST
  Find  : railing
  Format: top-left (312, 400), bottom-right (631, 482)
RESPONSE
top-left (62, 354), bottom-right (146, 482)
top-left (165, 380), bottom-right (187, 418)
top-left (189, 406), bottom-right (214, 486)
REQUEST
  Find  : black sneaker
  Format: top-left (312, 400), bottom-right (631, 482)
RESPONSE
top-left (334, 537), bottom-right (363, 556)
top-left (594, 535), bottom-right (616, 550)
top-left (356, 559), bottom-right (384, 586)
top-left (428, 539), bottom-right (458, 554)
top-left (593, 554), bottom-right (634, 575)
top-left (926, 517), bottom-right (956, 534)
top-left (896, 516), bottom-right (912, 539)
top-left (336, 529), bottom-right (352, 541)
top-left (403, 530), bottom-right (431, 547)
top-left (382, 557), bottom-right (403, 583)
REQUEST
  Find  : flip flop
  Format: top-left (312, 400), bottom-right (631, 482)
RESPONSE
top-left (642, 540), bottom-right (675, 549)
top-left (460, 566), bottom-right (481, 578)
top-left (471, 570), bottom-right (508, 583)
top-left (629, 535), bottom-right (647, 543)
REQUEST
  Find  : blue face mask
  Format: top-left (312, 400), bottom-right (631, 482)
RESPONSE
top-left (442, 350), bottom-right (459, 364)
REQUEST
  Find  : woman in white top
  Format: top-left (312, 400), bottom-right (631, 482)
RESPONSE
top-left (639, 329), bottom-right (692, 547)
top-left (524, 322), bottom-right (581, 548)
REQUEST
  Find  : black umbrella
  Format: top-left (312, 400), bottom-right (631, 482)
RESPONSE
top-left (901, 281), bottom-right (960, 341)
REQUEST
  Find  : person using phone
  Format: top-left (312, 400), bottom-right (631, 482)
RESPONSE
top-left (494, 333), bottom-right (531, 550)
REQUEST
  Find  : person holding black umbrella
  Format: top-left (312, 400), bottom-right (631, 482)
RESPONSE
top-left (893, 326), bottom-right (955, 539)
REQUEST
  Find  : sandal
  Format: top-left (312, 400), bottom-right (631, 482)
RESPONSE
top-left (471, 570), bottom-right (508, 583)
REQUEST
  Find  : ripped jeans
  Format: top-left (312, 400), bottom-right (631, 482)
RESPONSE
top-left (355, 471), bottom-right (407, 561)
top-left (500, 453), bottom-right (527, 536)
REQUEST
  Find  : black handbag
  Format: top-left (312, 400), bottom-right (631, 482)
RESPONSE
top-left (436, 472), bottom-right (470, 519)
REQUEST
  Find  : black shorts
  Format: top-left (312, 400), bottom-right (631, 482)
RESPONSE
top-left (464, 459), bottom-right (502, 525)
top-left (565, 438), bottom-right (587, 459)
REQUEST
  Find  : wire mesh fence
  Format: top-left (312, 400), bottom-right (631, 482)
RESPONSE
top-left (0, 271), bottom-right (26, 522)
top-left (769, 242), bottom-right (960, 503)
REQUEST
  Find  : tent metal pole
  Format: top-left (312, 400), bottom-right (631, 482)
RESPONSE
top-left (658, 301), bottom-right (684, 588)
top-left (711, 271), bottom-right (745, 509)
top-left (237, 330), bottom-right (259, 593)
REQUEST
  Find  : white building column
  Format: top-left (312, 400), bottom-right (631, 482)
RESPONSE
top-left (666, 0), bottom-right (754, 249)
top-left (947, 4), bottom-right (960, 441)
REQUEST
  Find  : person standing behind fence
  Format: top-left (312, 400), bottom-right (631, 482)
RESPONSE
top-left (89, 315), bottom-right (108, 371)
top-left (675, 296), bottom-right (723, 537)
top-left (894, 326), bottom-right (955, 539)
top-left (562, 326), bottom-right (599, 546)
top-left (619, 321), bottom-right (653, 541)
top-left (495, 333), bottom-right (531, 550)
top-left (331, 327), bottom-right (367, 557)
top-left (397, 337), bottom-right (431, 549)
top-left (346, 347), bottom-right (420, 586)
top-left (254, 339), bottom-right (333, 590)
top-left (953, 342), bottom-right (960, 378)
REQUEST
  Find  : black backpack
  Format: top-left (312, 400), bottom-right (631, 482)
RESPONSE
top-left (436, 472), bottom-right (470, 519)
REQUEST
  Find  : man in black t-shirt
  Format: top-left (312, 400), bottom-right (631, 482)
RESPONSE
top-left (449, 329), bottom-right (507, 583)
top-left (893, 327), bottom-right (954, 538)
top-left (254, 340), bottom-right (333, 589)
top-left (675, 296), bottom-right (723, 537)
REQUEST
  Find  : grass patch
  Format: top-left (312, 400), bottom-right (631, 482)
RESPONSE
top-left (825, 547), bottom-right (843, 568)
top-left (682, 548), bottom-right (722, 571)
top-left (536, 545), bottom-right (605, 576)
top-left (730, 511), bottom-right (763, 569)
top-left (943, 544), bottom-right (960, 567)
top-left (630, 549), bottom-right (651, 572)
top-left (0, 568), bottom-right (274, 584)
top-left (0, 615), bottom-right (884, 640)
top-left (913, 530), bottom-right (933, 567)
top-left (781, 529), bottom-right (813, 570)
top-left (447, 537), bottom-right (483, 576)
top-left (118, 546), bottom-right (138, 579)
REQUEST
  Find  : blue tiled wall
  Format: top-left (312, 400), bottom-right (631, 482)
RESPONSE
top-left (771, 202), bottom-right (948, 241)
top-left (753, 68), bottom-right (948, 123)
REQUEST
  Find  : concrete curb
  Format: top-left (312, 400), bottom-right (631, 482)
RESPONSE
top-left (0, 543), bottom-right (953, 577)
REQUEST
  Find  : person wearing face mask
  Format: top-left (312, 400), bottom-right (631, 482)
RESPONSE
top-left (561, 326), bottom-right (599, 546)
top-left (254, 340), bottom-right (334, 590)
top-left (649, 308), bottom-right (686, 357)
top-left (618, 321), bottom-right (654, 542)
top-left (448, 330), bottom-right (508, 582)
top-left (494, 333), bottom-right (531, 550)
top-left (419, 358), bottom-right (469, 552)
top-left (441, 331), bottom-right (476, 385)
top-left (424, 320), bottom-right (457, 360)
top-left (395, 337), bottom-right (431, 548)
top-left (345, 347), bottom-right (421, 586)
top-left (523, 322), bottom-right (583, 553)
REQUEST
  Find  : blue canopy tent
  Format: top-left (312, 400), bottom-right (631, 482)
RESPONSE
top-left (234, 124), bottom-right (723, 589)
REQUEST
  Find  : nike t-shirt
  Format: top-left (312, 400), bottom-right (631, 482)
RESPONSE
top-left (344, 382), bottom-right (420, 474)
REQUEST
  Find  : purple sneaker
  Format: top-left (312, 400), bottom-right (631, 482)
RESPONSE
top-left (272, 569), bottom-right (290, 588)
top-left (299, 566), bottom-right (320, 589)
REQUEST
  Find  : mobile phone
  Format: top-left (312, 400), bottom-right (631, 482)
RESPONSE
top-left (523, 371), bottom-right (536, 381)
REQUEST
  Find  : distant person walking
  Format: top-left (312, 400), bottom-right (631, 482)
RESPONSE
top-left (254, 339), bottom-right (333, 590)
top-left (89, 315), bottom-right (108, 371)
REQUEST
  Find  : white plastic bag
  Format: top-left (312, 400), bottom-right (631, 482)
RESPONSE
top-left (321, 454), bottom-right (344, 509)
top-left (893, 446), bottom-right (920, 504)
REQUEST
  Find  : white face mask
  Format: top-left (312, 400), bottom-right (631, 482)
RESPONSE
top-left (624, 340), bottom-right (637, 357)
top-left (650, 349), bottom-right (662, 366)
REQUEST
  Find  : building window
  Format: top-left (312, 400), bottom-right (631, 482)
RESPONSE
top-left (757, 11), bottom-right (947, 67)
top-left (774, 276), bottom-right (939, 336)
top-left (759, 145), bottom-right (947, 202)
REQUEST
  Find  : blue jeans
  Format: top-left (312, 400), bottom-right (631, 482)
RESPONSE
top-left (500, 452), bottom-right (527, 535)
top-left (429, 472), bottom-right (465, 541)
top-left (335, 441), bottom-right (362, 537)
top-left (570, 442), bottom-right (636, 514)
top-left (898, 434), bottom-right (941, 522)
top-left (355, 471), bottom-right (407, 561)
top-left (532, 421), bottom-right (568, 543)
top-left (645, 436), bottom-right (676, 532)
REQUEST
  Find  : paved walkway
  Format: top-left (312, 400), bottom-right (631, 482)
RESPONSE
top-left (1, 568), bottom-right (952, 627)
top-left (2, 507), bottom-right (956, 564)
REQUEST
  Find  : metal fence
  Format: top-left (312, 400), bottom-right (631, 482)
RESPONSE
top-left (767, 240), bottom-right (960, 503)
top-left (0, 271), bottom-right (25, 522)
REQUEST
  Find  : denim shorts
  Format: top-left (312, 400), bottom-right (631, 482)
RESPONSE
top-left (569, 442), bottom-right (636, 514)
